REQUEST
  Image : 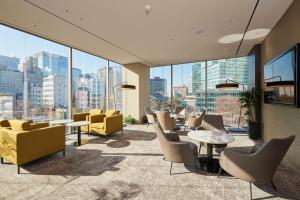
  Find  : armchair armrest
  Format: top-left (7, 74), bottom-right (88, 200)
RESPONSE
top-left (89, 114), bottom-right (106, 123)
top-left (73, 113), bottom-right (89, 121)
top-left (30, 122), bottom-right (49, 130)
top-left (104, 115), bottom-right (123, 134)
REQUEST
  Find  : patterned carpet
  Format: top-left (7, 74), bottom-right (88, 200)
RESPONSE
top-left (0, 125), bottom-right (299, 200)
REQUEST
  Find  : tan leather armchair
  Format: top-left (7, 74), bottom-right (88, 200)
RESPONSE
top-left (174, 107), bottom-right (186, 121)
top-left (219, 135), bottom-right (295, 199)
top-left (156, 111), bottom-right (176, 133)
top-left (184, 110), bottom-right (206, 130)
top-left (144, 107), bottom-right (156, 127)
top-left (154, 123), bottom-right (198, 175)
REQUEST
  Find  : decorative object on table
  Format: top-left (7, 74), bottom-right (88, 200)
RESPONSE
top-left (144, 107), bottom-right (157, 127)
top-left (0, 124), bottom-right (65, 174)
top-left (156, 111), bottom-right (176, 133)
top-left (238, 87), bottom-right (261, 139)
top-left (218, 135), bottom-right (295, 199)
top-left (188, 130), bottom-right (234, 173)
top-left (216, 79), bottom-right (246, 132)
top-left (154, 123), bottom-right (198, 175)
top-left (184, 110), bottom-right (206, 131)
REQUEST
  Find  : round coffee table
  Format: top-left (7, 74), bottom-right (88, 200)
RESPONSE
top-left (66, 121), bottom-right (90, 146)
top-left (188, 130), bottom-right (235, 173)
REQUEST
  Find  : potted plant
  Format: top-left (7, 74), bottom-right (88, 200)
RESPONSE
top-left (238, 88), bottom-right (261, 139)
top-left (124, 115), bottom-right (135, 124)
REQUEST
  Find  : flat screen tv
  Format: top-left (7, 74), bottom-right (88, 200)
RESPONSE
top-left (264, 44), bottom-right (300, 107)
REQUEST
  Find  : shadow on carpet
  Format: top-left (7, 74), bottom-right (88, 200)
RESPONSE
top-left (23, 148), bottom-right (125, 176)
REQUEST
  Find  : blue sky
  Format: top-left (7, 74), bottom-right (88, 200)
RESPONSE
top-left (0, 25), bottom-right (113, 74)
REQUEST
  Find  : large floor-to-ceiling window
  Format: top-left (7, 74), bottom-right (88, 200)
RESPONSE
top-left (149, 65), bottom-right (171, 111)
top-left (0, 25), bottom-right (69, 120)
top-left (108, 61), bottom-right (122, 110)
top-left (150, 57), bottom-right (248, 127)
top-left (172, 62), bottom-right (206, 114)
top-left (72, 49), bottom-right (108, 114)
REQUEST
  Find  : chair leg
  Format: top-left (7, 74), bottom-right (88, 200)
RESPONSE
top-left (163, 156), bottom-right (165, 160)
top-left (194, 157), bottom-right (199, 172)
top-left (184, 126), bottom-right (186, 131)
top-left (169, 162), bottom-right (173, 175)
top-left (17, 166), bottom-right (20, 174)
top-left (198, 144), bottom-right (201, 155)
top-left (1, 157), bottom-right (3, 164)
top-left (217, 166), bottom-right (222, 177)
top-left (147, 123), bottom-right (149, 127)
top-left (249, 183), bottom-right (253, 200)
top-left (270, 180), bottom-right (277, 191)
top-left (62, 150), bottom-right (65, 157)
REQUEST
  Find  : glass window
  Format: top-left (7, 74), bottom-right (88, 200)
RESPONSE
top-left (150, 66), bottom-right (171, 111)
top-left (172, 62), bottom-right (206, 114)
top-left (0, 25), bottom-right (69, 120)
top-left (108, 61), bottom-right (122, 110)
top-left (207, 57), bottom-right (248, 127)
top-left (72, 49), bottom-right (108, 114)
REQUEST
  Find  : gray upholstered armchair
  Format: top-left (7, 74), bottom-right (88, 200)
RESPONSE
top-left (156, 111), bottom-right (176, 133)
top-left (144, 107), bottom-right (156, 127)
top-left (218, 135), bottom-right (295, 199)
top-left (154, 123), bottom-right (198, 175)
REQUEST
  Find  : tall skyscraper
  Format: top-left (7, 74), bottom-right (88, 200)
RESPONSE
top-left (150, 77), bottom-right (167, 96)
top-left (33, 51), bottom-right (68, 79)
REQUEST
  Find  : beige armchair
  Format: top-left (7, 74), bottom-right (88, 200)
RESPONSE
top-left (156, 111), bottom-right (176, 133)
top-left (219, 135), bottom-right (295, 199)
top-left (144, 107), bottom-right (156, 127)
top-left (199, 114), bottom-right (228, 153)
top-left (174, 107), bottom-right (186, 121)
top-left (154, 123), bottom-right (198, 175)
top-left (201, 114), bottom-right (228, 134)
top-left (184, 110), bottom-right (206, 130)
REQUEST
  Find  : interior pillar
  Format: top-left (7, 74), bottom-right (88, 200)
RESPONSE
top-left (122, 63), bottom-right (150, 123)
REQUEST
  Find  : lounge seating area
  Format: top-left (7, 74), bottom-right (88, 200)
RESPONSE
top-left (1, 1), bottom-right (300, 199)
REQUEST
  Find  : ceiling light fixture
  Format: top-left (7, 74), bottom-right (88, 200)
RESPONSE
top-left (145, 5), bottom-right (151, 15)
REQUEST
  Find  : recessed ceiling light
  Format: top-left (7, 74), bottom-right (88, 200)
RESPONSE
top-left (65, 9), bottom-right (69, 13)
top-left (244, 28), bottom-right (270, 40)
top-left (145, 5), bottom-right (151, 15)
top-left (195, 30), bottom-right (204, 35)
top-left (33, 24), bottom-right (37, 27)
top-left (80, 18), bottom-right (83, 21)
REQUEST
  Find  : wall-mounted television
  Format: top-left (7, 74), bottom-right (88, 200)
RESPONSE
top-left (264, 44), bottom-right (300, 107)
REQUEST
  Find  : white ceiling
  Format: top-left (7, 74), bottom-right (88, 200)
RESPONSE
top-left (0, 0), bottom-right (294, 67)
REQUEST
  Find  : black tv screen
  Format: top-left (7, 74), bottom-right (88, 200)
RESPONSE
top-left (264, 45), bottom-right (299, 106)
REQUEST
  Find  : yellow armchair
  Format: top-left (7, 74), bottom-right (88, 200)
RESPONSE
top-left (9, 119), bottom-right (49, 131)
top-left (72, 109), bottom-right (104, 132)
top-left (88, 110), bottom-right (123, 138)
top-left (0, 119), bottom-right (10, 128)
top-left (0, 125), bottom-right (65, 174)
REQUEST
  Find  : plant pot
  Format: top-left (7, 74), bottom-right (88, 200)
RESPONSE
top-left (248, 121), bottom-right (261, 140)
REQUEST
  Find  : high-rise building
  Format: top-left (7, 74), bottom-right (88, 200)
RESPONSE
top-left (150, 77), bottom-right (167, 96)
top-left (33, 51), bottom-right (68, 79)
top-left (187, 75), bottom-right (193, 94)
top-left (43, 74), bottom-right (68, 108)
top-left (0, 55), bottom-right (20, 71)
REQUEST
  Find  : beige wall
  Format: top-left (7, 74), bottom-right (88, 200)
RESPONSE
top-left (122, 63), bottom-right (150, 123)
top-left (261, 0), bottom-right (300, 171)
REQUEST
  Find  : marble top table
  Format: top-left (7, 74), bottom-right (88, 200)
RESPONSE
top-left (49, 119), bottom-right (74, 126)
top-left (66, 121), bottom-right (90, 146)
top-left (188, 130), bottom-right (235, 173)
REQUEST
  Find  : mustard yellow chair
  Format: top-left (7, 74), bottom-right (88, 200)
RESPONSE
top-left (0, 121), bottom-right (65, 174)
top-left (8, 119), bottom-right (49, 131)
top-left (88, 110), bottom-right (123, 139)
top-left (72, 109), bottom-right (104, 132)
